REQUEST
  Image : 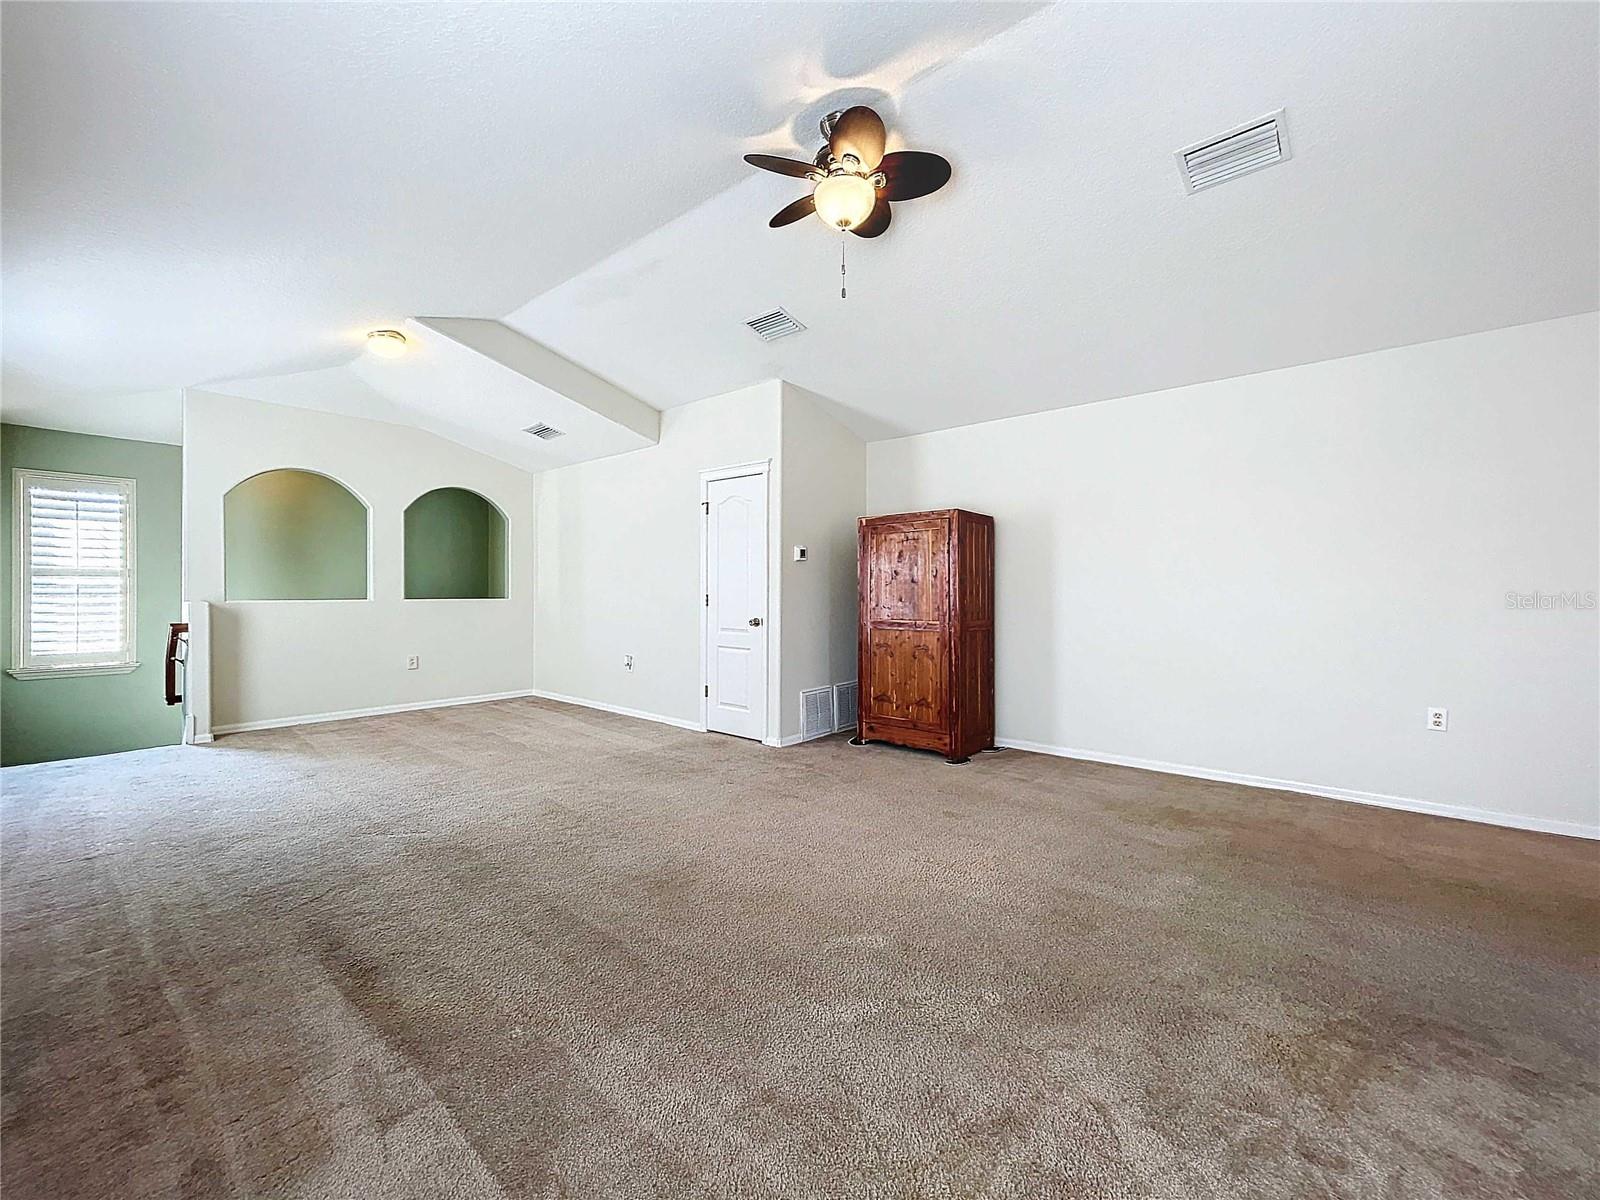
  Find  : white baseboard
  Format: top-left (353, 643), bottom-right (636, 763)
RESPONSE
top-left (534, 689), bottom-right (808, 743)
top-left (531, 690), bottom-right (705, 733)
top-left (995, 737), bottom-right (1600, 840)
top-left (214, 689), bottom-right (537, 736)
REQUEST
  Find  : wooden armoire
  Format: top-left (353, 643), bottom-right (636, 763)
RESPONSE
top-left (855, 509), bottom-right (995, 763)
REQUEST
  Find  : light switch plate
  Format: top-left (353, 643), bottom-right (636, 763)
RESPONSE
top-left (793, 546), bottom-right (808, 562)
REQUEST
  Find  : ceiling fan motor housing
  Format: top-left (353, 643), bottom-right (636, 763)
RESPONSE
top-left (743, 105), bottom-right (950, 239)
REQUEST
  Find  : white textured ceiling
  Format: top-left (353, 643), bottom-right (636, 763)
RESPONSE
top-left (1, 0), bottom-right (1037, 443)
top-left (3, 2), bottom-right (1596, 455)
top-left (213, 317), bottom-right (660, 472)
top-left (507, 1), bottom-right (1600, 439)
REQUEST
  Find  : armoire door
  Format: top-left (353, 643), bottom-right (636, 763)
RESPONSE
top-left (860, 514), bottom-right (948, 736)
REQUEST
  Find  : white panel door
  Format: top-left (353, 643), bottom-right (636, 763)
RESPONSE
top-left (705, 472), bottom-right (767, 740)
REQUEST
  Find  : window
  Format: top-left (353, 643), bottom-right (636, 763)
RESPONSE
top-left (10, 469), bottom-right (138, 679)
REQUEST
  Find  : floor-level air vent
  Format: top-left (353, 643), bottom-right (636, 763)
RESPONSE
top-left (746, 308), bottom-right (806, 342)
top-left (833, 681), bottom-right (859, 732)
top-left (801, 687), bottom-right (835, 741)
top-left (523, 423), bottom-right (565, 440)
top-left (1176, 109), bottom-right (1290, 194)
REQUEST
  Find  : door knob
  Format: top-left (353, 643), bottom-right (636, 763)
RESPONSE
top-left (748, 617), bottom-right (763, 627)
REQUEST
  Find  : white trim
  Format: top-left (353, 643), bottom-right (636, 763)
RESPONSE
top-left (699, 459), bottom-right (773, 484)
top-left (8, 662), bottom-right (141, 680)
top-left (213, 689), bottom-right (536, 735)
top-left (12, 467), bottom-right (138, 674)
top-left (699, 459), bottom-right (773, 743)
top-left (181, 600), bottom-right (212, 745)
top-left (994, 737), bottom-right (1600, 841)
top-left (532, 689), bottom-right (705, 732)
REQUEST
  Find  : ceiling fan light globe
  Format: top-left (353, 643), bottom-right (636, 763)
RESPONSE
top-left (812, 172), bottom-right (876, 231)
top-left (365, 329), bottom-right (408, 358)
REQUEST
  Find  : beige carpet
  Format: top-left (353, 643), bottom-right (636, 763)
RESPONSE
top-left (1, 698), bottom-right (1595, 1199)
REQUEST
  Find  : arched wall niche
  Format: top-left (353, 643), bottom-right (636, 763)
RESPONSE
top-left (403, 487), bottom-right (508, 600)
top-left (223, 469), bottom-right (369, 601)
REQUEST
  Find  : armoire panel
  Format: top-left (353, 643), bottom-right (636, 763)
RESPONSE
top-left (955, 515), bottom-right (993, 626)
top-left (865, 628), bottom-right (946, 729)
top-left (863, 520), bottom-right (947, 626)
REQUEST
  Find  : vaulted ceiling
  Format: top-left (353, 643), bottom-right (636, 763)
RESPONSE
top-left (4, 2), bottom-right (1596, 460)
top-left (1, 1), bottom-right (1039, 446)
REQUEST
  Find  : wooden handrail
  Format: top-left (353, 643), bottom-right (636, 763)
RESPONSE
top-left (165, 622), bottom-right (188, 707)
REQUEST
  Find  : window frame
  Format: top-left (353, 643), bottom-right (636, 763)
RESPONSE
top-left (9, 467), bottom-right (140, 680)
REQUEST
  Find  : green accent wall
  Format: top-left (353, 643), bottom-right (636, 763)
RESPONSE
top-left (1, 424), bottom-right (184, 767)
top-left (224, 469), bottom-right (368, 600)
top-left (404, 488), bottom-right (508, 599)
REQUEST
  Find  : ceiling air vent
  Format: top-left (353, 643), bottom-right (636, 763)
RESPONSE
top-left (1176, 109), bottom-right (1290, 194)
top-left (523, 423), bottom-right (565, 440)
top-left (745, 308), bottom-right (806, 342)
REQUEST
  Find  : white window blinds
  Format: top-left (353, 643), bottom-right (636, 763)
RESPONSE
top-left (14, 470), bottom-right (137, 673)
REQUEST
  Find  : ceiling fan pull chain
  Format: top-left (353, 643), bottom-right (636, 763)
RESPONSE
top-left (840, 237), bottom-right (847, 299)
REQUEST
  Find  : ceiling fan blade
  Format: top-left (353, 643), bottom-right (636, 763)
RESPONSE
top-left (769, 194), bottom-right (816, 228)
top-left (744, 153), bottom-right (820, 179)
top-left (849, 198), bottom-right (891, 239)
top-left (878, 151), bottom-right (951, 201)
top-left (829, 106), bottom-right (886, 172)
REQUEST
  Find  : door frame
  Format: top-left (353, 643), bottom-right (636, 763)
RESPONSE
top-left (699, 459), bottom-right (772, 743)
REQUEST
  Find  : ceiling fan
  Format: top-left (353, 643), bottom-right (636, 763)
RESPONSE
top-left (743, 106), bottom-right (951, 238)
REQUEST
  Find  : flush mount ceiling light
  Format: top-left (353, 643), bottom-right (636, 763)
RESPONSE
top-left (365, 329), bottom-right (408, 358)
top-left (744, 106), bottom-right (951, 238)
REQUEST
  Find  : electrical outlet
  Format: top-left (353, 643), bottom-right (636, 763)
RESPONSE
top-left (624, 654), bottom-right (634, 672)
top-left (406, 655), bottom-right (419, 671)
top-left (1427, 707), bottom-right (1447, 732)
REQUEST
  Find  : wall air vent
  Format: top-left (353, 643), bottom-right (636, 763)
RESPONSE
top-left (745, 308), bottom-right (806, 342)
top-left (523, 423), bottom-right (565, 440)
top-left (1176, 109), bottom-right (1290, 194)
top-left (833, 681), bottom-right (858, 731)
top-left (800, 687), bottom-right (835, 741)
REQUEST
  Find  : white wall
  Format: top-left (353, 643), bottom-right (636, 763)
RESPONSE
top-left (867, 315), bottom-right (1600, 837)
top-left (532, 379), bottom-right (869, 743)
top-left (183, 390), bottom-right (536, 730)
top-left (533, 382), bottom-right (784, 731)
top-left (779, 384), bottom-right (866, 740)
